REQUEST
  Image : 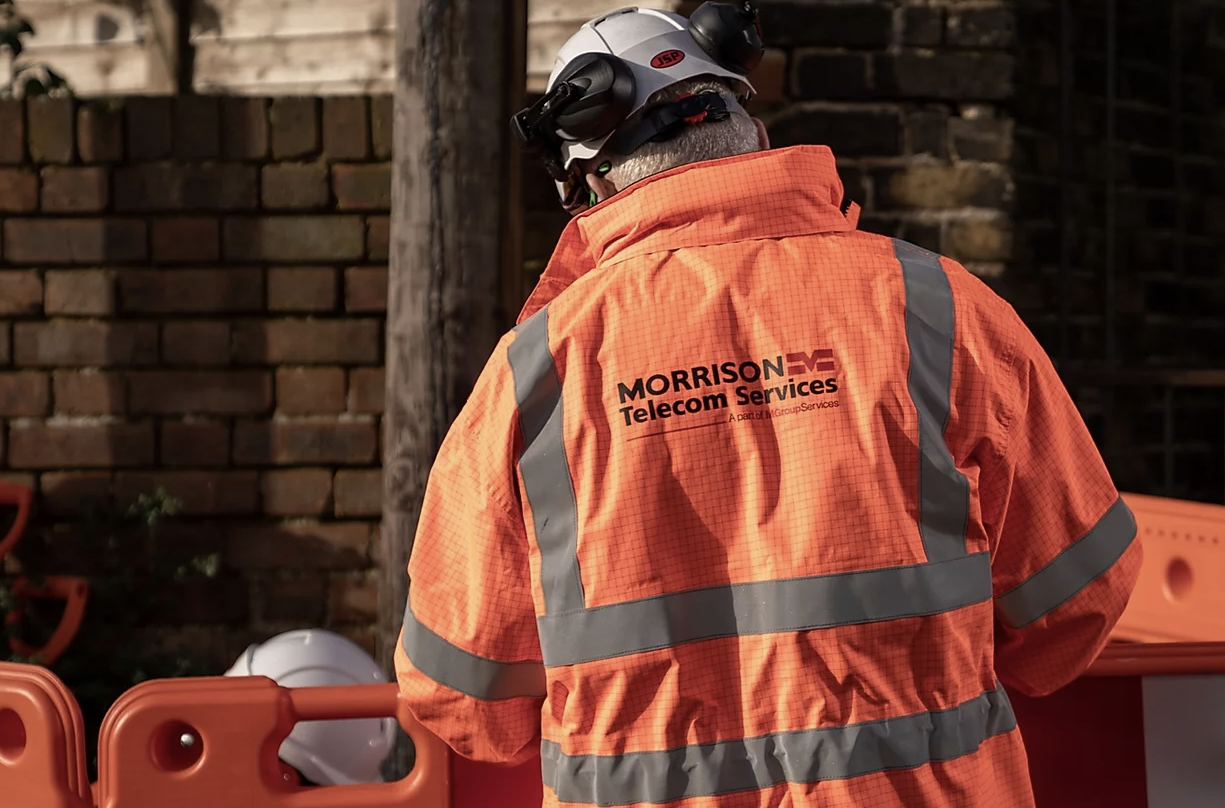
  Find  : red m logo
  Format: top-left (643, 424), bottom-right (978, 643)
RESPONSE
top-left (785, 349), bottom-right (836, 376)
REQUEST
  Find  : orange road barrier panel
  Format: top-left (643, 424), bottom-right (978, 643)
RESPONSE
top-left (0, 480), bottom-right (33, 562)
top-left (1112, 493), bottom-right (1225, 643)
top-left (1013, 641), bottom-right (1225, 808)
top-left (94, 677), bottom-right (448, 808)
top-left (6, 575), bottom-right (90, 666)
top-left (0, 662), bottom-right (92, 808)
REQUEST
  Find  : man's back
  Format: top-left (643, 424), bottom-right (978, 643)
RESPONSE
top-left (395, 146), bottom-right (1141, 808)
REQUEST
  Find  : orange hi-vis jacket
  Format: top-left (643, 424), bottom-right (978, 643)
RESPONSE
top-left (394, 145), bottom-right (1142, 808)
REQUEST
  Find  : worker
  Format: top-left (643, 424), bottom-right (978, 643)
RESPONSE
top-left (223, 628), bottom-right (395, 787)
top-left (394, 3), bottom-right (1143, 807)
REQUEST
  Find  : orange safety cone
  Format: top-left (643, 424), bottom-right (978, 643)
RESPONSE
top-left (1111, 493), bottom-right (1225, 644)
top-left (0, 661), bottom-right (92, 808)
top-left (1013, 641), bottom-right (1225, 808)
top-left (95, 677), bottom-right (448, 808)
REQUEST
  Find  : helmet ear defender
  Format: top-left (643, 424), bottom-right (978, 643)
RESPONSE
top-left (511, 2), bottom-right (765, 213)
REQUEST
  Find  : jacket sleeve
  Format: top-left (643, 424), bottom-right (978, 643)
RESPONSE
top-left (984, 311), bottom-right (1142, 698)
top-left (394, 335), bottom-right (546, 765)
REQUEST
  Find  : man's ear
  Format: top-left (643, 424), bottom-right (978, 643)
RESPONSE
top-left (586, 173), bottom-right (618, 205)
top-left (753, 117), bottom-right (770, 150)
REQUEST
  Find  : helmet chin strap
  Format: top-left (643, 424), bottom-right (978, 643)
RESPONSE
top-left (602, 91), bottom-right (748, 157)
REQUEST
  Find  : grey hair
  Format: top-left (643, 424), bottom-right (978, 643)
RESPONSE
top-left (593, 78), bottom-right (761, 192)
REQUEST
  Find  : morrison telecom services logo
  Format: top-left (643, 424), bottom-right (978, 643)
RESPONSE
top-left (613, 349), bottom-right (841, 437)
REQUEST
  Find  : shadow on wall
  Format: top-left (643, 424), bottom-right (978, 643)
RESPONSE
top-left (1009, 0), bottom-right (1225, 503)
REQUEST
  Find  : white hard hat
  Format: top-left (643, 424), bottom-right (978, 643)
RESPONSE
top-left (547, 6), bottom-right (757, 171)
top-left (224, 629), bottom-right (395, 786)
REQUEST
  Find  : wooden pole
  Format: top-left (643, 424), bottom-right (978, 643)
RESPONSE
top-left (379, 0), bottom-right (527, 779)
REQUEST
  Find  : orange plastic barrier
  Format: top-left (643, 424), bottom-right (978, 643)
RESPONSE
top-left (0, 661), bottom-right (91, 808)
top-left (94, 677), bottom-right (448, 808)
top-left (1013, 641), bottom-right (1225, 808)
top-left (0, 479), bottom-right (89, 666)
top-left (1112, 493), bottom-right (1225, 643)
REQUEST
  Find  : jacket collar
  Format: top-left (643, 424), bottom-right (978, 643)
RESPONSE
top-left (518, 145), bottom-right (860, 323)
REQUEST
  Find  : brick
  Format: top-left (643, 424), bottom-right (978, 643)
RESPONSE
top-left (162, 321), bottom-right (231, 366)
top-left (267, 267), bottom-right (337, 312)
top-left (332, 164), bottom-right (391, 210)
top-left (220, 97), bottom-right (268, 159)
top-left (908, 109), bottom-right (949, 159)
top-left (116, 471), bottom-right (259, 517)
top-left (233, 420), bottom-right (379, 465)
top-left (9, 422), bottom-right (154, 468)
top-left (946, 217), bottom-right (1013, 263)
top-left (758, 3), bottom-right (894, 48)
top-left (160, 421), bottom-right (230, 467)
top-left (0, 271), bottom-right (43, 315)
top-left (27, 97), bottom-right (75, 163)
top-left (173, 95), bottom-right (221, 159)
top-left (77, 102), bottom-right (123, 163)
top-left (370, 95), bottom-right (393, 159)
top-left (41, 167), bottom-right (110, 212)
top-left (768, 108), bottom-right (901, 157)
top-left (947, 5), bottom-right (1016, 49)
top-left (899, 221), bottom-right (944, 255)
top-left (151, 218), bottom-right (220, 263)
top-left (259, 574), bottom-right (327, 623)
top-left (0, 326), bottom-right (11, 365)
top-left (277, 367), bottom-right (346, 415)
top-left (328, 571), bottom-right (378, 622)
top-left (125, 98), bottom-right (173, 160)
top-left (0, 99), bottom-right (23, 163)
top-left (262, 163), bottom-right (329, 209)
top-left (224, 521), bottom-right (371, 570)
top-left (950, 112), bottom-right (1013, 162)
top-left (791, 51), bottom-right (869, 100)
top-left (323, 98), bottom-right (370, 161)
top-left (2, 219), bottom-right (146, 264)
top-left (223, 216), bottom-right (365, 262)
top-left (14, 321), bottom-right (159, 367)
top-left (334, 469), bottom-right (381, 518)
top-left (903, 7), bottom-right (943, 47)
top-left (873, 164), bottom-right (1010, 210)
top-left (45, 270), bottom-right (116, 316)
top-left (39, 471), bottom-right (112, 518)
top-left (261, 468), bottom-right (333, 516)
top-left (117, 268), bottom-right (264, 314)
top-left (0, 372), bottom-right (49, 416)
top-left (348, 368), bottom-right (385, 414)
top-left (344, 266), bottom-right (387, 313)
top-left (875, 53), bottom-right (1014, 101)
top-left (0, 168), bottom-right (37, 212)
top-left (270, 98), bottom-right (319, 159)
top-left (114, 163), bottom-right (258, 212)
top-left (232, 319), bottom-right (381, 365)
top-left (127, 371), bottom-right (272, 415)
top-left (367, 216), bottom-right (389, 261)
top-left (52, 370), bottom-right (125, 415)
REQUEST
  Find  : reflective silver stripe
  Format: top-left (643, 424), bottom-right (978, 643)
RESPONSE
top-left (895, 239), bottom-right (971, 563)
top-left (996, 496), bottom-right (1138, 629)
top-left (508, 306), bottom-right (586, 615)
top-left (401, 600), bottom-right (547, 700)
top-left (537, 552), bottom-right (993, 667)
top-left (541, 684), bottom-right (1018, 806)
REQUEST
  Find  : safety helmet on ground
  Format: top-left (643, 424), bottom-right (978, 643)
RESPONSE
top-left (511, 2), bottom-right (764, 212)
top-left (224, 628), bottom-right (396, 786)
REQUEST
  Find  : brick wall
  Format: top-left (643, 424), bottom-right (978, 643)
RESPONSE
top-left (1011, 0), bottom-right (1225, 502)
top-left (0, 94), bottom-right (395, 668)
